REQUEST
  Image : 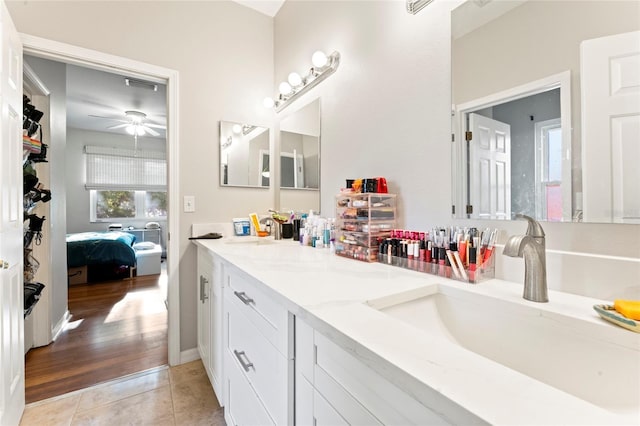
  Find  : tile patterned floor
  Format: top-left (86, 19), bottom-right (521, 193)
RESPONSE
top-left (20, 360), bottom-right (226, 426)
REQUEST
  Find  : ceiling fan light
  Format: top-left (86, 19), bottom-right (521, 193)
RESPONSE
top-left (126, 124), bottom-right (136, 135)
top-left (136, 126), bottom-right (146, 136)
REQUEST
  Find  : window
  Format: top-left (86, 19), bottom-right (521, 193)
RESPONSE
top-left (90, 190), bottom-right (167, 221)
top-left (535, 119), bottom-right (563, 221)
top-left (85, 145), bottom-right (167, 222)
top-left (95, 190), bottom-right (136, 219)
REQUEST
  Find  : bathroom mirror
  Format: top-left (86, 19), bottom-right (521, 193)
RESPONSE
top-left (279, 98), bottom-right (321, 213)
top-left (219, 120), bottom-right (270, 187)
top-left (451, 0), bottom-right (640, 223)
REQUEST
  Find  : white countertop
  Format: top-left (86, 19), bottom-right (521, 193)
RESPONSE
top-left (194, 236), bottom-right (639, 425)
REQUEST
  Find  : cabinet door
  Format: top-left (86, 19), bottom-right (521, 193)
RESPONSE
top-left (196, 248), bottom-right (213, 378)
top-left (210, 256), bottom-right (223, 402)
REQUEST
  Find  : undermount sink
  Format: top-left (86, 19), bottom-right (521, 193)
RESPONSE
top-left (224, 236), bottom-right (275, 245)
top-left (369, 285), bottom-right (640, 418)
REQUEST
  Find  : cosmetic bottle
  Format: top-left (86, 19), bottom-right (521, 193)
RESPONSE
top-left (468, 247), bottom-right (477, 283)
top-left (323, 220), bottom-right (331, 248)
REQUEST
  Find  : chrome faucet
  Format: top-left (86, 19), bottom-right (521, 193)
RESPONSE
top-left (503, 214), bottom-right (548, 303)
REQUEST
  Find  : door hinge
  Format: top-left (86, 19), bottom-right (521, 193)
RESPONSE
top-left (451, 133), bottom-right (455, 142)
top-left (451, 205), bottom-right (456, 215)
top-left (167, 232), bottom-right (170, 241)
top-left (465, 131), bottom-right (473, 141)
top-left (466, 205), bottom-right (473, 215)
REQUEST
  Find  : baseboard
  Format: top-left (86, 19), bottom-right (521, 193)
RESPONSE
top-left (180, 348), bottom-right (201, 364)
top-left (51, 310), bottom-right (70, 341)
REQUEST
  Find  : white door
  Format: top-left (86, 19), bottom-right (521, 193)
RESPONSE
top-left (581, 31), bottom-right (640, 223)
top-left (468, 113), bottom-right (511, 219)
top-left (0, 1), bottom-right (25, 424)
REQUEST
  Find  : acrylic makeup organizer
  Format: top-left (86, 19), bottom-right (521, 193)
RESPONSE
top-left (376, 232), bottom-right (496, 284)
top-left (334, 193), bottom-right (396, 262)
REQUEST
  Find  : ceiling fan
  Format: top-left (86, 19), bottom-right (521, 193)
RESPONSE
top-left (90, 110), bottom-right (166, 137)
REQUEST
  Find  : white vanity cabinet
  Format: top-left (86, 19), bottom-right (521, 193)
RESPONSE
top-left (196, 246), bottom-right (223, 403)
top-left (223, 264), bottom-right (294, 426)
top-left (296, 318), bottom-right (448, 426)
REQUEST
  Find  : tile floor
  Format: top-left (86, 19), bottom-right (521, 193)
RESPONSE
top-left (20, 360), bottom-right (225, 426)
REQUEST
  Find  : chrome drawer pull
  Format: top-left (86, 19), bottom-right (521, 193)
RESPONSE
top-left (233, 350), bottom-right (254, 372)
top-left (234, 291), bottom-right (254, 305)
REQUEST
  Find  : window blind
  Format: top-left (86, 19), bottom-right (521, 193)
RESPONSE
top-left (85, 145), bottom-right (166, 190)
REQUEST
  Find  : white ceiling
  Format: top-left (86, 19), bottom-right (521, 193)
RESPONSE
top-left (35, 1), bottom-right (284, 140)
top-left (59, 62), bottom-right (167, 139)
top-left (232, 0), bottom-right (285, 17)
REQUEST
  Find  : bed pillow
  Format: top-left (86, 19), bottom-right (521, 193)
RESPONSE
top-left (133, 242), bottom-right (156, 251)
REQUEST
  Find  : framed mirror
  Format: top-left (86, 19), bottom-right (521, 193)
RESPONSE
top-left (279, 98), bottom-right (321, 213)
top-left (451, 0), bottom-right (640, 223)
top-left (219, 120), bottom-right (270, 188)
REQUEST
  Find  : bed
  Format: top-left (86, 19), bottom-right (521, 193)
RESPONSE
top-left (66, 231), bottom-right (137, 269)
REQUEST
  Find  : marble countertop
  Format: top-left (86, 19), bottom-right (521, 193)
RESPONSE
top-left (193, 236), bottom-right (639, 425)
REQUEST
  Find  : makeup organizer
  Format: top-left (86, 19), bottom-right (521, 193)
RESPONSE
top-left (334, 193), bottom-right (396, 262)
top-left (377, 228), bottom-right (496, 284)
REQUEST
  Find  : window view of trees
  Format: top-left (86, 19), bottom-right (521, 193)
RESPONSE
top-left (145, 192), bottom-right (167, 217)
top-left (96, 191), bottom-right (136, 218)
top-left (93, 190), bottom-right (167, 220)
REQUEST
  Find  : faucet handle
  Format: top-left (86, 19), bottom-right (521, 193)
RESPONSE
top-left (515, 214), bottom-right (545, 238)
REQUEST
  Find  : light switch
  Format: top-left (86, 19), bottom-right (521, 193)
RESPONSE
top-left (184, 195), bottom-right (196, 213)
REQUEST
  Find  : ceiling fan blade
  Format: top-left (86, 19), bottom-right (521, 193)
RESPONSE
top-left (143, 126), bottom-right (161, 137)
top-left (145, 123), bottom-right (166, 130)
top-left (89, 114), bottom-right (128, 123)
top-left (107, 123), bottom-right (129, 130)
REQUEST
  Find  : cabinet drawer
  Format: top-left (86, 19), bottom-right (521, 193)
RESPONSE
top-left (226, 266), bottom-right (290, 356)
top-left (224, 348), bottom-right (275, 426)
top-left (225, 297), bottom-right (289, 425)
top-left (315, 363), bottom-right (382, 426)
top-left (314, 389), bottom-right (349, 426)
top-left (314, 332), bottom-right (447, 425)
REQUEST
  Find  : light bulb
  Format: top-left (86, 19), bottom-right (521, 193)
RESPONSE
top-left (126, 125), bottom-right (135, 135)
top-left (279, 81), bottom-right (292, 95)
top-left (288, 72), bottom-right (302, 87)
top-left (136, 127), bottom-right (146, 136)
top-left (311, 50), bottom-right (328, 68)
top-left (263, 97), bottom-right (275, 109)
top-left (232, 124), bottom-right (242, 134)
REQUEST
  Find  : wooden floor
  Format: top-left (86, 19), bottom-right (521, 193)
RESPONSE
top-left (25, 270), bottom-right (168, 403)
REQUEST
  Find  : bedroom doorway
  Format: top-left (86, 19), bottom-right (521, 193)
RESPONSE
top-left (20, 37), bottom-right (180, 402)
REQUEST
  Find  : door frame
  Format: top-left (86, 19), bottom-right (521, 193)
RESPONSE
top-left (453, 70), bottom-right (572, 221)
top-left (20, 34), bottom-right (181, 366)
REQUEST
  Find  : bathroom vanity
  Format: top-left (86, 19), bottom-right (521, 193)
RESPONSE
top-left (193, 237), bottom-right (639, 425)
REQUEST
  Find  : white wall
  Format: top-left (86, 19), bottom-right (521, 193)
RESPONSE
top-left (7, 0), bottom-right (275, 352)
top-left (274, 0), bottom-right (640, 301)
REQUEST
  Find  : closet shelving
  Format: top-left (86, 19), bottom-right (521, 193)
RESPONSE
top-left (23, 95), bottom-right (48, 319)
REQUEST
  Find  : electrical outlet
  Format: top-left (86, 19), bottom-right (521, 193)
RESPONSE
top-left (184, 195), bottom-right (195, 213)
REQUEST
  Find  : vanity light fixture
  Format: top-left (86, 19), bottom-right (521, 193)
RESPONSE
top-left (406, 0), bottom-right (435, 14)
top-left (264, 50), bottom-right (340, 112)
